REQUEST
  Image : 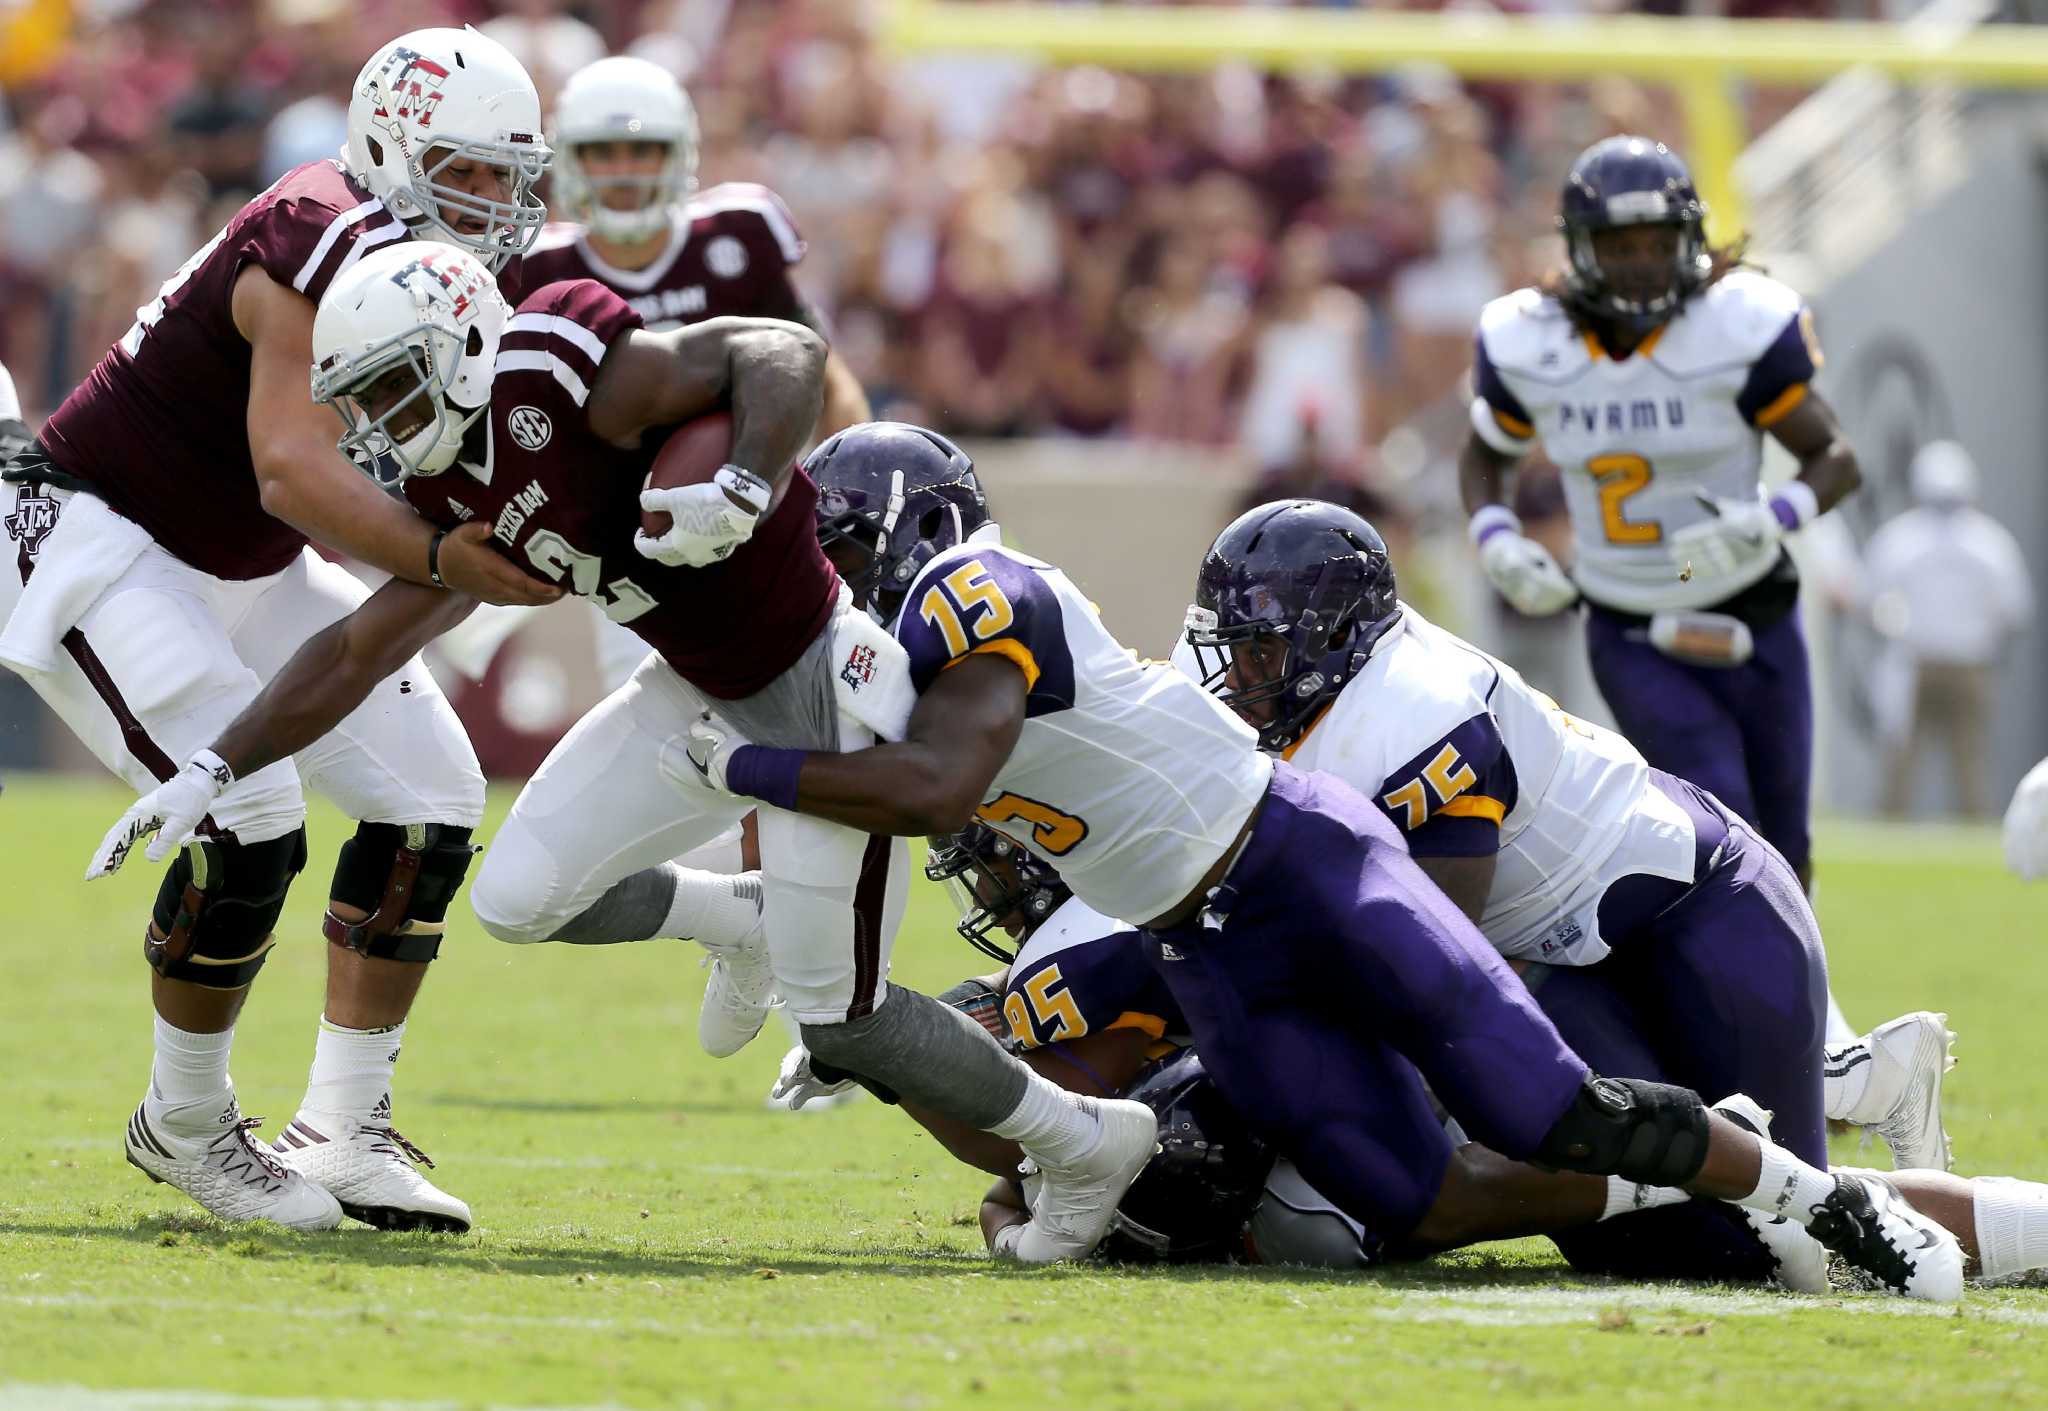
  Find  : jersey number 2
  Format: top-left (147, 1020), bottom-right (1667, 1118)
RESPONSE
top-left (1589, 453), bottom-right (1660, 545)
top-left (524, 530), bottom-right (657, 623)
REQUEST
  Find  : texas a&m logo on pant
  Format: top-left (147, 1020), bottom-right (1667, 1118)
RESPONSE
top-left (839, 643), bottom-right (878, 693)
top-left (3, 493), bottom-right (60, 560)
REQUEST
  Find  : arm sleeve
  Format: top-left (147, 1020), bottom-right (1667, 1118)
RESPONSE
top-left (1736, 308), bottom-right (1823, 428)
top-left (1373, 712), bottom-right (1519, 858)
top-left (1003, 932), bottom-right (1181, 1051)
top-left (1470, 333), bottom-right (1538, 455)
top-left (896, 550), bottom-right (1077, 716)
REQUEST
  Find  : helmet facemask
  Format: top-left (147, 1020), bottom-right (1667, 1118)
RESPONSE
top-left (315, 318), bottom-right (488, 488)
top-left (817, 470), bottom-right (984, 624)
top-left (1185, 562), bottom-right (1366, 752)
top-left (924, 825), bottom-right (1070, 965)
top-left (557, 137), bottom-right (692, 243)
top-left (404, 139), bottom-right (550, 270)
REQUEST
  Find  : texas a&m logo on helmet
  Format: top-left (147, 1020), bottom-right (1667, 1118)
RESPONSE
top-left (367, 46), bottom-right (452, 131)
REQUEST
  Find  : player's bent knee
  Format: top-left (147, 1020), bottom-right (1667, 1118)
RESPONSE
top-left (326, 822), bottom-right (479, 962)
top-left (467, 840), bottom-right (566, 944)
top-left (145, 827), bottom-right (309, 989)
top-left (1534, 1076), bottom-right (1710, 1187)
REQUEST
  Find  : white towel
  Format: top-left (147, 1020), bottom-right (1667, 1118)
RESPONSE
top-left (828, 588), bottom-right (918, 743)
top-left (0, 491), bottom-right (152, 679)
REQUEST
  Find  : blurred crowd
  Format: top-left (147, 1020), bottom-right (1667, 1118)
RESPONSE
top-left (0, 0), bottom-right (1760, 494)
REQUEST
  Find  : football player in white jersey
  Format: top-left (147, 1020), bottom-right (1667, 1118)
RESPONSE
top-left (688, 420), bottom-right (1963, 1299)
top-left (1186, 500), bottom-right (1954, 1193)
top-left (1458, 137), bottom-right (1862, 893)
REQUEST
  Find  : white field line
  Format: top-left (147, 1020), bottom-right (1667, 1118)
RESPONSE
top-left (8, 1283), bottom-right (2048, 1333)
top-left (0, 1390), bottom-right (651, 1411)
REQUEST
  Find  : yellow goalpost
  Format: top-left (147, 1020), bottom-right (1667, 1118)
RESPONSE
top-left (882, 0), bottom-right (2048, 239)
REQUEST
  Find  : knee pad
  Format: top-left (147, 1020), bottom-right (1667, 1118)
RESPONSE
top-left (325, 822), bottom-right (478, 963)
top-left (1534, 1076), bottom-right (1711, 1188)
top-left (145, 828), bottom-right (308, 989)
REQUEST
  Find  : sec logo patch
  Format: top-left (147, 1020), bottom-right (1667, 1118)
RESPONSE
top-left (508, 405), bottom-right (553, 451)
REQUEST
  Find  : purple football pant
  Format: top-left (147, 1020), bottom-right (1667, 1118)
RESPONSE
top-left (1140, 762), bottom-right (1590, 1238)
top-left (1528, 774), bottom-right (1830, 1280)
top-left (1585, 602), bottom-right (1814, 878)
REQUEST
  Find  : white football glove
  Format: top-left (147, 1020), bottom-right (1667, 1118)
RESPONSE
top-left (634, 467), bottom-right (770, 569)
top-left (1669, 489), bottom-right (1783, 582)
top-left (1478, 529), bottom-right (1579, 617)
top-left (768, 1044), bottom-right (858, 1111)
top-left (2003, 757), bottom-right (2048, 882)
top-left (683, 713), bottom-right (743, 793)
top-left (86, 750), bottom-right (233, 879)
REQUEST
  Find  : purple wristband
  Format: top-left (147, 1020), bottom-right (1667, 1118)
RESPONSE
top-left (1769, 495), bottom-right (1802, 532)
top-left (724, 744), bottom-right (806, 811)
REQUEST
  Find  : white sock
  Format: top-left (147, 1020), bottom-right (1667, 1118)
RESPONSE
top-left (991, 1072), bottom-right (1102, 1167)
top-left (149, 1016), bottom-right (233, 1111)
top-left (1738, 1138), bottom-right (1839, 1225)
top-left (1600, 1178), bottom-right (1691, 1221)
top-left (304, 1017), bottom-right (404, 1122)
top-left (1972, 1177), bottom-right (2048, 1281)
top-left (1824, 1036), bottom-right (1878, 1123)
top-left (666, 867), bottom-right (763, 946)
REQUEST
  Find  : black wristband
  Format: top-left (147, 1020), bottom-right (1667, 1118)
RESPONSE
top-left (426, 528), bottom-right (449, 588)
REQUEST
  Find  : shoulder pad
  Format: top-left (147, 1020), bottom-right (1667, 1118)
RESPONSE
top-left (687, 183), bottom-right (805, 264)
top-left (1660, 271), bottom-right (1806, 373)
top-left (1476, 287), bottom-right (1583, 380)
top-left (1354, 622), bottom-right (1495, 763)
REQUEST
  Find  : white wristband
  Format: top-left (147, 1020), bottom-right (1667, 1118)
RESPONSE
top-left (1771, 479), bottom-right (1820, 529)
top-left (1469, 504), bottom-right (1522, 548)
top-left (189, 749), bottom-right (235, 793)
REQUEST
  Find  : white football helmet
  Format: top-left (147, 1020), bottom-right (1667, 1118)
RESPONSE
top-left (344, 27), bottom-right (551, 270)
top-left (310, 243), bottom-right (507, 485)
top-left (550, 56), bottom-right (699, 242)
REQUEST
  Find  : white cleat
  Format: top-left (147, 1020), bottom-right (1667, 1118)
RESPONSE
top-left (994, 1098), bottom-right (1160, 1264)
top-left (124, 1093), bottom-right (341, 1232)
top-left (698, 909), bottom-right (777, 1059)
top-left (1861, 1012), bottom-right (1957, 1171)
top-left (271, 1104), bottom-right (471, 1233)
top-left (1709, 1093), bottom-right (1831, 1294)
top-left (1806, 1173), bottom-right (1965, 1302)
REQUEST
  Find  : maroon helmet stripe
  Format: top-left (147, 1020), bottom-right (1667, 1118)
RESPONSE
top-left (845, 834), bottom-right (892, 1020)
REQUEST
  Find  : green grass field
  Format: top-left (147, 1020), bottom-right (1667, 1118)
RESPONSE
top-left (4, 775), bottom-right (2047, 1411)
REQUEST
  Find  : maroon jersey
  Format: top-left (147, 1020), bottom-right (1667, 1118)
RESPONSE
top-left (519, 183), bottom-right (810, 332)
top-left (39, 160), bottom-right (413, 580)
top-left (402, 279), bottom-right (837, 701)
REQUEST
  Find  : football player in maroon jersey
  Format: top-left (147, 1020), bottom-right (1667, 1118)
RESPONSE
top-left (506, 55), bottom-right (871, 702)
top-left (89, 242), bottom-right (1165, 1264)
top-left (3, 29), bottom-right (563, 1234)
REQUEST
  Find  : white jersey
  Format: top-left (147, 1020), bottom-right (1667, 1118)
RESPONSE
top-left (1284, 605), bottom-right (1698, 965)
top-left (1471, 270), bottom-right (1823, 613)
top-left (896, 543), bottom-right (1272, 925)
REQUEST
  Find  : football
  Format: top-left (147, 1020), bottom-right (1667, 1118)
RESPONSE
top-left (641, 410), bottom-right (734, 540)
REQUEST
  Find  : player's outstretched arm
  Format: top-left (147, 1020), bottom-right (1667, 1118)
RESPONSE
top-left (87, 560), bottom-right (479, 877)
top-left (695, 654), bottom-right (1025, 837)
top-left (587, 317), bottom-right (826, 494)
top-left (232, 266), bottom-right (562, 607)
top-left (1457, 427), bottom-right (1520, 518)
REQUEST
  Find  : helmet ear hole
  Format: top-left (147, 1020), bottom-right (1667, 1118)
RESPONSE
top-left (917, 506), bottom-right (946, 540)
top-left (366, 135), bottom-right (385, 166)
top-left (466, 327), bottom-right (483, 357)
